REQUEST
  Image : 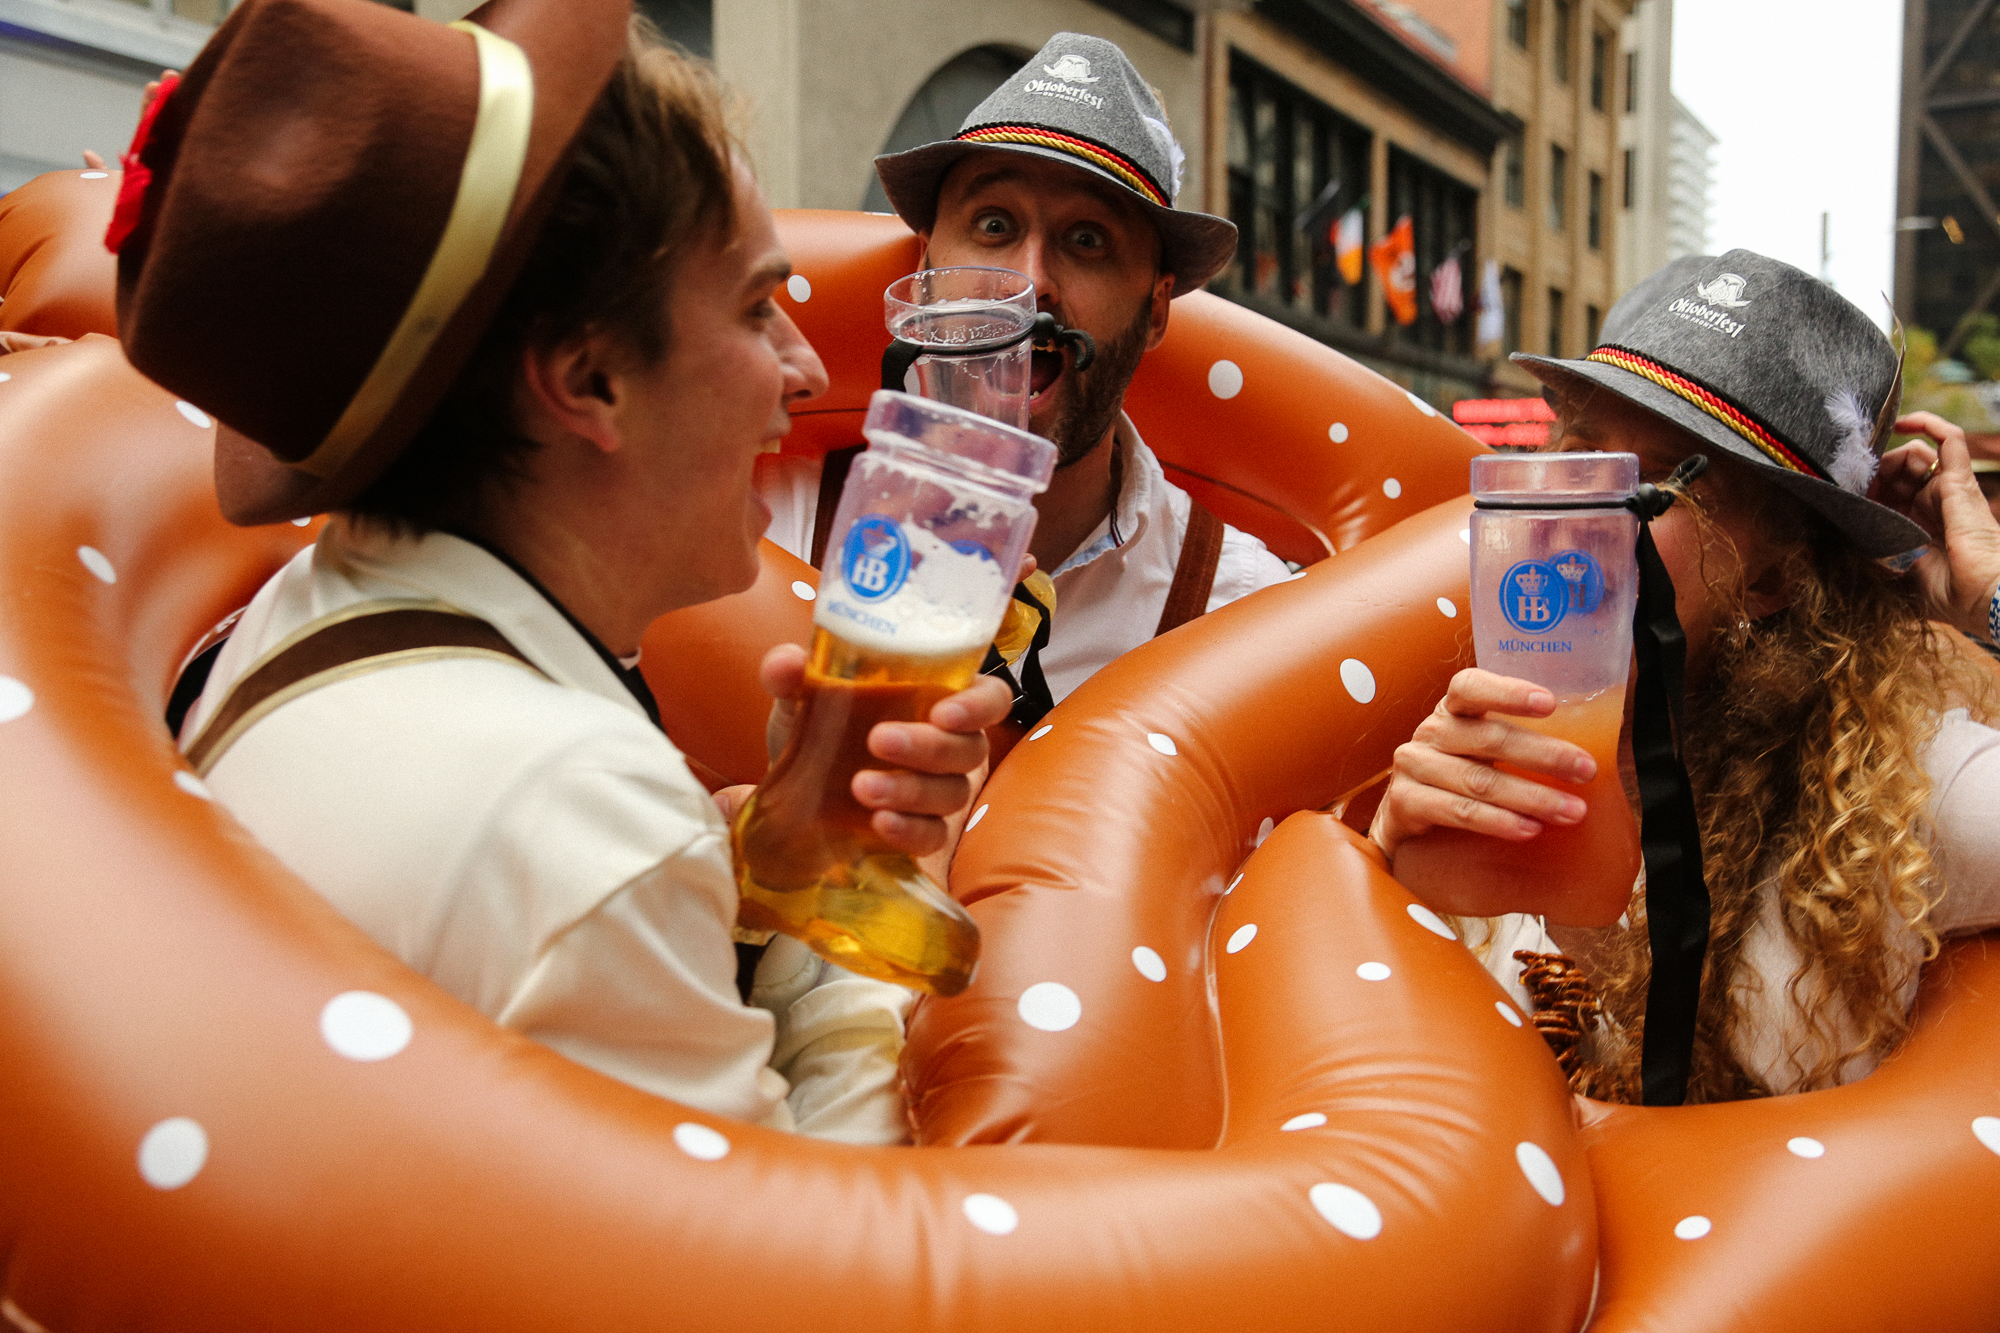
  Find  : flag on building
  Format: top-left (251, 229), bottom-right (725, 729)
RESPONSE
top-left (1430, 248), bottom-right (1465, 325)
top-left (1371, 215), bottom-right (1417, 325)
top-left (1475, 258), bottom-right (1505, 353)
top-left (1335, 207), bottom-right (1365, 285)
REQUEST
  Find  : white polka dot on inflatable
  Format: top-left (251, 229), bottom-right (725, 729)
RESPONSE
top-left (1028, 723), bottom-right (1052, 741)
top-left (1225, 873), bottom-right (1244, 895)
top-left (76, 545), bottom-right (116, 585)
top-left (1973, 1116), bottom-right (2000, 1155)
top-left (1339, 658), bottom-right (1375, 704)
top-left (1406, 902), bottom-right (1457, 939)
top-left (1356, 961), bottom-right (1391, 981)
top-left (173, 771), bottom-right (212, 800)
top-left (1406, 390), bottom-right (1437, 417)
top-left (1515, 1141), bottom-right (1564, 1206)
top-left (1328, 421), bottom-right (1350, 443)
top-left (1281, 1112), bottom-right (1327, 1132)
top-left (175, 401), bottom-right (212, 429)
top-left (789, 580), bottom-right (816, 602)
top-left (1436, 597), bottom-right (1458, 618)
top-left (1207, 359), bottom-right (1244, 399)
top-left (1018, 981), bottom-right (1082, 1032)
top-left (0, 372), bottom-right (10, 383)
top-left (1130, 946), bottom-right (1167, 982)
top-left (786, 273), bottom-right (812, 303)
top-left (1309, 1183), bottom-right (1382, 1240)
top-left (1496, 1000), bottom-right (1524, 1027)
top-left (0, 676), bottom-right (34, 723)
top-left (1226, 923), bottom-right (1258, 954)
top-left (291, 516), bottom-right (312, 527)
top-left (672, 1122), bottom-right (731, 1161)
top-left (1459, 528), bottom-right (1471, 544)
top-left (80, 170), bottom-right (109, 179)
top-left (1381, 477), bottom-right (1402, 499)
top-left (1786, 1136), bottom-right (1826, 1159)
top-left (963, 1193), bottom-right (1018, 1235)
top-left (1146, 732), bottom-right (1178, 756)
top-left (319, 991), bottom-right (413, 1062)
top-left (966, 803), bottom-right (989, 831)
top-left (138, 1117), bottom-right (208, 1190)
top-left (1255, 816), bottom-right (1274, 845)
top-left (1674, 1215), bottom-right (1712, 1240)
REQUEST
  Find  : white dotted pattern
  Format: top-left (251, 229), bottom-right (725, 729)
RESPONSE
top-left (1496, 1001), bottom-right (1524, 1027)
top-left (0, 372), bottom-right (10, 383)
top-left (80, 170), bottom-right (109, 179)
top-left (1130, 946), bottom-right (1167, 982)
top-left (1027, 724), bottom-right (1052, 741)
top-left (175, 401), bottom-right (212, 429)
top-left (1786, 1136), bottom-right (1825, 1159)
top-left (76, 545), bottom-right (116, 584)
top-left (1516, 1141), bottom-right (1564, 1206)
top-left (1225, 923), bottom-right (1258, 954)
top-left (1255, 816), bottom-right (1274, 845)
top-left (1328, 422), bottom-right (1350, 443)
top-left (173, 771), bottom-right (211, 800)
top-left (963, 1193), bottom-right (1018, 1235)
top-left (966, 803), bottom-right (989, 831)
top-left (789, 580), bottom-right (816, 602)
top-left (1437, 597), bottom-right (1458, 618)
top-left (1018, 981), bottom-right (1082, 1032)
top-left (138, 1117), bottom-right (207, 1189)
top-left (1225, 873), bottom-right (1244, 895)
top-left (1973, 1116), bottom-right (2000, 1156)
top-left (786, 274), bottom-right (812, 303)
top-left (673, 1122), bottom-right (731, 1161)
top-left (291, 516), bottom-right (312, 527)
top-left (1281, 1112), bottom-right (1327, 1132)
top-left (319, 991), bottom-right (412, 1062)
top-left (1459, 528), bottom-right (1471, 544)
top-left (1309, 1183), bottom-right (1382, 1239)
top-left (0, 676), bottom-right (34, 723)
top-left (1406, 902), bottom-right (1456, 939)
top-left (1207, 359), bottom-right (1244, 399)
top-left (1339, 658), bottom-right (1375, 704)
top-left (1406, 390), bottom-right (1437, 417)
top-left (1381, 478), bottom-right (1402, 499)
top-left (1674, 1215), bottom-right (1712, 1240)
top-left (1355, 961), bottom-right (1391, 981)
top-left (1146, 732), bottom-right (1178, 756)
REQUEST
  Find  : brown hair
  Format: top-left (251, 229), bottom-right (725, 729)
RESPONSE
top-left (347, 16), bottom-right (738, 533)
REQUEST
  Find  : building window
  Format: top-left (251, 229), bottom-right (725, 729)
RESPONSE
top-left (1587, 171), bottom-right (1603, 249)
top-left (1549, 144), bottom-right (1568, 232)
top-left (1388, 146), bottom-right (1481, 357)
top-left (1552, 0), bottom-right (1572, 83)
top-left (1590, 29), bottom-right (1608, 110)
top-left (1225, 53), bottom-right (1372, 329)
top-left (1622, 148), bottom-right (1635, 208)
top-left (1507, 0), bottom-right (1529, 48)
top-left (1504, 136), bottom-right (1524, 207)
top-left (1585, 304), bottom-right (1602, 350)
top-left (1502, 267), bottom-right (1524, 356)
top-left (1548, 288), bottom-right (1566, 358)
top-left (1624, 49), bottom-right (1638, 113)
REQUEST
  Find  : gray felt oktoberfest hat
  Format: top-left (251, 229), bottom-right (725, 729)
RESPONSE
top-left (874, 32), bottom-right (1237, 296)
top-left (1514, 249), bottom-right (1926, 557)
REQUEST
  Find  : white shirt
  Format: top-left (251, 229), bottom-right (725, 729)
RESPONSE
top-left (758, 415), bottom-right (1294, 701)
top-left (182, 517), bottom-right (911, 1142)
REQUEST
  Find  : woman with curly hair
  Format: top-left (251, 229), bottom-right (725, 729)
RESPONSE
top-left (1371, 250), bottom-right (2000, 1103)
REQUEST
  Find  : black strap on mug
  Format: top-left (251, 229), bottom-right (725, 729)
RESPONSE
top-left (1623, 454), bottom-right (1711, 1106)
top-left (881, 311), bottom-right (1095, 392)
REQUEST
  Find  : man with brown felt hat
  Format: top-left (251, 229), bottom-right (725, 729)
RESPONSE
top-left (122, 0), bottom-right (1010, 1142)
top-left (759, 31), bottom-right (1290, 721)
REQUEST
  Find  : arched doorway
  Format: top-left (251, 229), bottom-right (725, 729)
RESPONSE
top-left (860, 45), bottom-right (1027, 213)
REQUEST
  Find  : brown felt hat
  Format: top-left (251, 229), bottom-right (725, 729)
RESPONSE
top-left (114, 0), bottom-right (631, 525)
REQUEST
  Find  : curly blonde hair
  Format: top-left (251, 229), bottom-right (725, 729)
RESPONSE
top-left (1564, 441), bottom-right (1996, 1103)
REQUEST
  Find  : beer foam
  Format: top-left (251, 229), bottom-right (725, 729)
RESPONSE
top-left (816, 522), bottom-right (1009, 657)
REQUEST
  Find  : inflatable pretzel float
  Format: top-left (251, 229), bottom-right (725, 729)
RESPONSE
top-left (0, 172), bottom-right (1994, 1333)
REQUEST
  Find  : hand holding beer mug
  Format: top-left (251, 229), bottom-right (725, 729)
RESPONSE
top-left (1383, 453), bottom-right (1643, 926)
top-left (733, 391), bottom-right (1056, 994)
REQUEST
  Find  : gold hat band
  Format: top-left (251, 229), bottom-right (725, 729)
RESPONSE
top-left (297, 20), bottom-right (534, 479)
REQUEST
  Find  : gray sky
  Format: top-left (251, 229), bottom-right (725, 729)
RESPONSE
top-left (1671, 0), bottom-right (1905, 328)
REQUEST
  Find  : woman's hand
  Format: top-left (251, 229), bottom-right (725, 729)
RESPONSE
top-left (757, 642), bottom-right (1012, 858)
top-left (1878, 413), bottom-right (2000, 639)
top-left (1369, 668), bottom-right (1597, 861)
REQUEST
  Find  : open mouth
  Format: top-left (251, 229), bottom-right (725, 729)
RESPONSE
top-left (1030, 347), bottom-right (1063, 403)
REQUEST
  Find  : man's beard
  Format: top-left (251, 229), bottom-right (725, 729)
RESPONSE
top-left (1043, 297), bottom-right (1152, 470)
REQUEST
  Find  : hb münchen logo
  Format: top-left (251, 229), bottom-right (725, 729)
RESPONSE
top-left (841, 515), bottom-right (911, 603)
top-left (1500, 559), bottom-right (1567, 634)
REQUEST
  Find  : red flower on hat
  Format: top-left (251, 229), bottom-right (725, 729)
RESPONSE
top-left (104, 71), bottom-right (181, 255)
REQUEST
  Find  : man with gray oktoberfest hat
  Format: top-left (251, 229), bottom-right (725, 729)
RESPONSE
top-left (759, 32), bottom-right (1290, 713)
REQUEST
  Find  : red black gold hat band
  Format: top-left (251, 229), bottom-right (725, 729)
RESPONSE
top-left (955, 124), bottom-right (1168, 208)
top-left (1585, 346), bottom-right (1825, 482)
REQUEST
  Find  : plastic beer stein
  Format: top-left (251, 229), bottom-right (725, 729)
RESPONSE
top-left (732, 390), bottom-right (1057, 994)
top-left (1394, 452), bottom-right (1643, 927)
top-left (882, 267), bottom-right (1037, 429)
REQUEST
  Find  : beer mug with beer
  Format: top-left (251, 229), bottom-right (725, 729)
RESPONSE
top-left (733, 391), bottom-right (1056, 994)
top-left (1395, 452), bottom-right (1643, 926)
top-left (882, 267), bottom-right (1038, 429)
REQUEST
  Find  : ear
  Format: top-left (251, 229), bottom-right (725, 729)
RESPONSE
top-left (1144, 270), bottom-right (1174, 352)
top-left (1740, 543), bottom-right (1797, 621)
top-left (515, 333), bottom-right (626, 457)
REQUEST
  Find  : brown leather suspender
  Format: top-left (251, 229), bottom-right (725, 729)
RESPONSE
top-left (184, 602), bottom-right (543, 776)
